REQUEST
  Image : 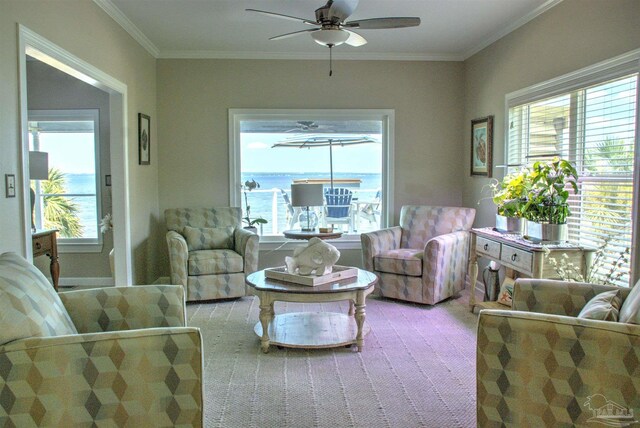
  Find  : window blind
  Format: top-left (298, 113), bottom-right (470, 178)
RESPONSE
top-left (507, 74), bottom-right (638, 287)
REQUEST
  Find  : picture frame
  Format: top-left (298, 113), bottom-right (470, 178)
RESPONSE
top-left (138, 113), bottom-right (151, 165)
top-left (5, 174), bottom-right (16, 198)
top-left (470, 116), bottom-right (493, 177)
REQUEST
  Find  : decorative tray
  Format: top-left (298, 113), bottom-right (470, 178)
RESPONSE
top-left (264, 265), bottom-right (358, 286)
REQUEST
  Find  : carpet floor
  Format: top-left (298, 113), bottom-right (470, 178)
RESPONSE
top-left (187, 290), bottom-right (478, 428)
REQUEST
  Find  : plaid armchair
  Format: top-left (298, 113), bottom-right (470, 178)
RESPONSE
top-left (477, 278), bottom-right (640, 426)
top-left (361, 205), bottom-right (476, 305)
top-left (165, 207), bottom-right (259, 301)
top-left (0, 252), bottom-right (203, 426)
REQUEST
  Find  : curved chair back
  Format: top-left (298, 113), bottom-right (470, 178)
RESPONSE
top-left (325, 188), bottom-right (353, 219)
top-left (165, 207), bottom-right (241, 231)
top-left (399, 206), bottom-right (476, 249)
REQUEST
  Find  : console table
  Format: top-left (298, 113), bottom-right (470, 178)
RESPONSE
top-left (468, 227), bottom-right (595, 313)
top-left (32, 229), bottom-right (60, 291)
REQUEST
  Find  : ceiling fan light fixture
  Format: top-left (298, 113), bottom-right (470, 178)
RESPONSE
top-left (311, 29), bottom-right (349, 47)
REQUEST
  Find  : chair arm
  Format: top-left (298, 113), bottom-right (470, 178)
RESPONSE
top-left (422, 230), bottom-right (470, 301)
top-left (0, 327), bottom-right (203, 426)
top-left (167, 230), bottom-right (188, 286)
top-left (59, 285), bottom-right (187, 333)
top-left (512, 278), bottom-right (625, 317)
top-left (234, 228), bottom-right (260, 274)
top-left (477, 309), bottom-right (640, 427)
top-left (360, 226), bottom-right (401, 271)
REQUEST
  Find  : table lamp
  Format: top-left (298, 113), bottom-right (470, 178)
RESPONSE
top-left (29, 151), bottom-right (49, 232)
top-left (291, 183), bottom-right (323, 232)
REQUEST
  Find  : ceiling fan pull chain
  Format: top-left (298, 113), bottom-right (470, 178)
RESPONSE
top-left (329, 44), bottom-right (333, 76)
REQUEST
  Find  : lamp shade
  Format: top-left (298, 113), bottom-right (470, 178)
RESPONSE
top-left (291, 183), bottom-right (324, 207)
top-left (29, 151), bottom-right (49, 180)
top-left (311, 29), bottom-right (350, 47)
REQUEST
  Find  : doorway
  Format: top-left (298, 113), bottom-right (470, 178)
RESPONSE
top-left (18, 25), bottom-right (133, 285)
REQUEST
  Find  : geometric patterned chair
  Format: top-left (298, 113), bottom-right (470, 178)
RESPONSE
top-left (477, 278), bottom-right (640, 426)
top-left (361, 205), bottom-right (476, 305)
top-left (0, 252), bottom-right (203, 426)
top-left (165, 207), bottom-right (259, 302)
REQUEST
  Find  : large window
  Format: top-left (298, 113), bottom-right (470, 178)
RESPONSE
top-left (229, 109), bottom-right (394, 241)
top-left (506, 53), bottom-right (639, 286)
top-left (28, 109), bottom-right (102, 249)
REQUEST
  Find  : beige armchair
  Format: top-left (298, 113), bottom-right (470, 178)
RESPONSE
top-left (165, 207), bottom-right (259, 302)
top-left (361, 205), bottom-right (476, 305)
top-left (477, 278), bottom-right (640, 426)
top-left (0, 252), bottom-right (203, 426)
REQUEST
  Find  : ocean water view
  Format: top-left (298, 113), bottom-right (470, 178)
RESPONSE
top-left (61, 172), bottom-right (381, 237)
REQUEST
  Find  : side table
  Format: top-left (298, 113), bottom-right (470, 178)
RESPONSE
top-left (32, 229), bottom-right (60, 291)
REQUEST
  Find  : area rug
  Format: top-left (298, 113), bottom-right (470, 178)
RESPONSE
top-left (187, 291), bottom-right (478, 428)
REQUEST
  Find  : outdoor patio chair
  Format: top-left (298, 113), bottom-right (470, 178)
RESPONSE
top-left (324, 187), bottom-right (353, 231)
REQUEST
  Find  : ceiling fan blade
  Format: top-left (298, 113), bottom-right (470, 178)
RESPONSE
top-left (246, 9), bottom-right (319, 26)
top-left (269, 28), bottom-right (320, 41)
top-left (344, 30), bottom-right (367, 47)
top-left (328, 0), bottom-right (359, 22)
top-left (344, 17), bottom-right (421, 29)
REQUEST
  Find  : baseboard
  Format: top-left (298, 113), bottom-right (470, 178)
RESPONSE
top-left (58, 277), bottom-right (115, 287)
top-left (154, 276), bottom-right (171, 284)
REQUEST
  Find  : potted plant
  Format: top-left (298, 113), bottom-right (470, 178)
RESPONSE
top-left (242, 179), bottom-right (268, 234)
top-left (521, 157), bottom-right (578, 242)
top-left (489, 170), bottom-right (530, 233)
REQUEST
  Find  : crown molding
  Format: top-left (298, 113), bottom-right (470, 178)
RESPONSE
top-left (462, 0), bottom-right (563, 60)
top-left (157, 50), bottom-right (464, 62)
top-left (92, 0), bottom-right (160, 58)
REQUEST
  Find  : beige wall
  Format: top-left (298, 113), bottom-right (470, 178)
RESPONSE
top-left (463, 0), bottom-right (640, 229)
top-left (1, 0), bottom-right (160, 284)
top-left (156, 59), bottom-right (465, 271)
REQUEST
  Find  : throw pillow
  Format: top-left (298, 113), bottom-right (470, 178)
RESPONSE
top-left (497, 277), bottom-right (515, 307)
top-left (577, 289), bottom-right (622, 321)
top-left (619, 279), bottom-right (640, 324)
top-left (0, 252), bottom-right (77, 345)
top-left (183, 226), bottom-right (234, 251)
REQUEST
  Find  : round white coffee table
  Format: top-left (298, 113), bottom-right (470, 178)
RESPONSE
top-left (246, 268), bottom-right (377, 353)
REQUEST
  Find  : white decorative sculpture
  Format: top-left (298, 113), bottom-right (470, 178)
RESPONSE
top-left (285, 237), bottom-right (340, 276)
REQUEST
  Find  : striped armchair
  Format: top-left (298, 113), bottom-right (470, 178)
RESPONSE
top-left (0, 252), bottom-right (203, 426)
top-left (477, 278), bottom-right (640, 426)
top-left (361, 205), bottom-right (476, 305)
top-left (165, 207), bottom-right (259, 302)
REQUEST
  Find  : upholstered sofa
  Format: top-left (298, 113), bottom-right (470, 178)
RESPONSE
top-left (0, 252), bottom-right (203, 427)
top-left (477, 278), bottom-right (640, 426)
top-left (361, 205), bottom-right (476, 305)
top-left (165, 207), bottom-right (259, 301)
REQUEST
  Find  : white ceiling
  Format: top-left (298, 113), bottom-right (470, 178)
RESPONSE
top-left (96, 0), bottom-right (560, 61)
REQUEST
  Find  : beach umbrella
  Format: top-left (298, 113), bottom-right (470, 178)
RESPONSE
top-left (271, 135), bottom-right (377, 190)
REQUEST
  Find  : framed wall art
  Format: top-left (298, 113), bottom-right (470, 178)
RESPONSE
top-left (138, 113), bottom-right (150, 165)
top-left (470, 115), bottom-right (493, 177)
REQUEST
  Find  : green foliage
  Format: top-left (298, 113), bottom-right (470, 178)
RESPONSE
top-left (521, 157), bottom-right (579, 224)
top-left (39, 168), bottom-right (83, 238)
top-left (489, 171), bottom-right (531, 217)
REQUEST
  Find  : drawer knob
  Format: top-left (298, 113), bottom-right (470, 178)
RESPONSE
top-left (511, 254), bottom-right (518, 262)
top-left (35, 242), bottom-right (42, 250)
top-left (483, 243), bottom-right (489, 251)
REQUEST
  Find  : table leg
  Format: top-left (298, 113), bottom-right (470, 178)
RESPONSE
top-left (468, 247), bottom-right (478, 313)
top-left (259, 295), bottom-right (272, 353)
top-left (354, 291), bottom-right (366, 352)
top-left (348, 299), bottom-right (355, 316)
top-left (49, 254), bottom-right (60, 292)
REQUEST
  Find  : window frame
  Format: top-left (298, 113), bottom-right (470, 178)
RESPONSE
top-left (228, 108), bottom-right (395, 248)
top-left (28, 109), bottom-right (104, 253)
top-left (504, 49), bottom-right (640, 285)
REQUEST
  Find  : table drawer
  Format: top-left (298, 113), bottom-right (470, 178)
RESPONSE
top-left (476, 237), bottom-right (501, 259)
top-left (500, 244), bottom-right (533, 273)
top-left (32, 234), bottom-right (52, 256)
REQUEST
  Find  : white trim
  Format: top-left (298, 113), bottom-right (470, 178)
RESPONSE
top-left (463, 0), bottom-right (563, 60)
top-left (228, 108), bottom-right (395, 232)
top-left (92, 0), bottom-right (160, 58)
top-left (18, 25), bottom-right (133, 286)
top-left (58, 277), bottom-right (115, 287)
top-left (159, 50), bottom-right (462, 61)
top-left (258, 238), bottom-right (362, 252)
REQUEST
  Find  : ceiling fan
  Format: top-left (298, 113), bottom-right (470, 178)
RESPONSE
top-left (286, 121), bottom-right (321, 132)
top-left (246, 0), bottom-right (420, 75)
